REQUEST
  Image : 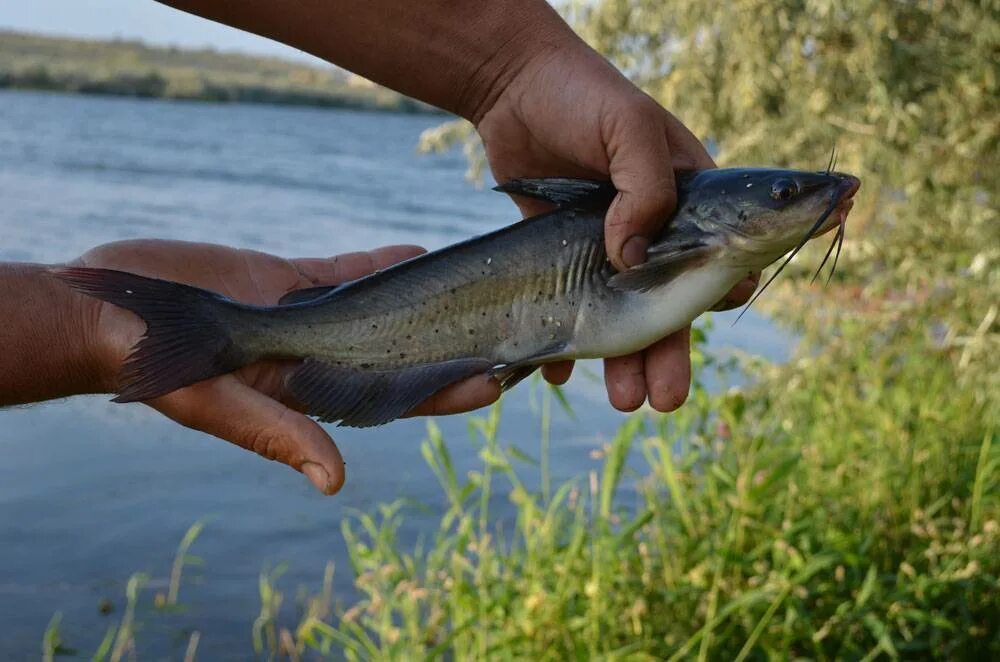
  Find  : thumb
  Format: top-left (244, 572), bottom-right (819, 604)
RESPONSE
top-left (603, 105), bottom-right (678, 272)
top-left (151, 376), bottom-right (345, 495)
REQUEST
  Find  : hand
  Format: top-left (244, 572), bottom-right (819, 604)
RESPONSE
top-left (476, 42), bottom-right (759, 412)
top-left (72, 240), bottom-right (500, 495)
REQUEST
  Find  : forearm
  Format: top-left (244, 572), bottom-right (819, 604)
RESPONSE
top-left (0, 264), bottom-right (103, 405)
top-left (157, 0), bottom-right (583, 122)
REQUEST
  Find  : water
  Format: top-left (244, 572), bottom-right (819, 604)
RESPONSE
top-left (0, 90), bottom-right (792, 656)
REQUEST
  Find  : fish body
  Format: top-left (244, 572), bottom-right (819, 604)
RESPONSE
top-left (238, 204), bottom-right (730, 367)
top-left (57, 168), bottom-right (860, 427)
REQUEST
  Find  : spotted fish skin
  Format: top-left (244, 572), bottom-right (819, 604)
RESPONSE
top-left (251, 206), bottom-right (614, 369)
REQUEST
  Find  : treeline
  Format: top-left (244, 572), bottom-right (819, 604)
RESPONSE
top-left (0, 30), bottom-right (438, 114)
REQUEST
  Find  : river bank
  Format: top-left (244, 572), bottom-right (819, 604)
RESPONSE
top-left (0, 30), bottom-right (437, 113)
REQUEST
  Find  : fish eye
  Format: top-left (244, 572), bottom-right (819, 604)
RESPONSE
top-left (770, 179), bottom-right (798, 202)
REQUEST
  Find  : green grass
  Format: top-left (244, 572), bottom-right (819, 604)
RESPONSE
top-left (0, 30), bottom-right (436, 113)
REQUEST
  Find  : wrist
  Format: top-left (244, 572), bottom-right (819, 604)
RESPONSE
top-left (60, 266), bottom-right (117, 395)
top-left (456, 4), bottom-right (582, 125)
top-left (0, 263), bottom-right (110, 405)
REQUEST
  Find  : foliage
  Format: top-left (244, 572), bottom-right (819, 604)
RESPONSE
top-left (0, 30), bottom-right (436, 113)
top-left (581, 0), bottom-right (998, 289)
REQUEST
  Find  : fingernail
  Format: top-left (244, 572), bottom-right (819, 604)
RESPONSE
top-left (622, 236), bottom-right (649, 268)
top-left (302, 462), bottom-right (330, 494)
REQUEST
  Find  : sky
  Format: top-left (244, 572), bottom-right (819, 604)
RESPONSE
top-left (0, 0), bottom-right (316, 61)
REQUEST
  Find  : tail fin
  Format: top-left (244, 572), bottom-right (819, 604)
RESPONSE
top-left (53, 267), bottom-right (250, 402)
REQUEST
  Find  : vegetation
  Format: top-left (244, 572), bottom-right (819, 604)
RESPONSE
top-left (41, 1), bottom-right (999, 658)
top-left (0, 30), bottom-right (436, 113)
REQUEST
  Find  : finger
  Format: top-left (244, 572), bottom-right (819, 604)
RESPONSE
top-left (152, 376), bottom-right (345, 495)
top-left (662, 112), bottom-right (717, 171)
top-left (542, 360), bottom-right (574, 385)
top-left (644, 327), bottom-right (692, 412)
top-left (604, 353), bottom-right (646, 412)
top-left (408, 374), bottom-right (501, 417)
top-left (603, 103), bottom-right (676, 271)
top-left (291, 245), bottom-right (426, 286)
top-left (711, 273), bottom-right (761, 311)
top-left (603, 100), bottom-right (718, 271)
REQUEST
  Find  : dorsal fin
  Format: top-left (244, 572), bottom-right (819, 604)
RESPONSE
top-left (494, 178), bottom-right (616, 209)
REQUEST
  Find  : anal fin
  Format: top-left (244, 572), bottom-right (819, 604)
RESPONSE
top-left (288, 357), bottom-right (493, 428)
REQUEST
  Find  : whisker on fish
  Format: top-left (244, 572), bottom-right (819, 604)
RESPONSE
top-left (812, 229), bottom-right (839, 284)
top-left (828, 219), bottom-right (845, 284)
top-left (734, 196), bottom-right (841, 323)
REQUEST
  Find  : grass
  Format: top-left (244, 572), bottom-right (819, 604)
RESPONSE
top-left (0, 30), bottom-right (436, 113)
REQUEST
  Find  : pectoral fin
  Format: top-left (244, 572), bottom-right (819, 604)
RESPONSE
top-left (288, 357), bottom-right (494, 427)
top-left (607, 243), bottom-right (717, 292)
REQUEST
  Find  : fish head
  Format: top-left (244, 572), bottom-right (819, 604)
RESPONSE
top-left (677, 168), bottom-right (861, 266)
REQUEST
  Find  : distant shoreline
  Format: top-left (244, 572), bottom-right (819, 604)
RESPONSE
top-left (0, 85), bottom-right (446, 117)
top-left (0, 30), bottom-right (443, 115)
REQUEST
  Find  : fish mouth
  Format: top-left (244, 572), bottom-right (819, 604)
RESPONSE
top-left (819, 174), bottom-right (861, 235)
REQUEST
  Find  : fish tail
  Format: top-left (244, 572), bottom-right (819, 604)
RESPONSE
top-left (53, 267), bottom-right (254, 402)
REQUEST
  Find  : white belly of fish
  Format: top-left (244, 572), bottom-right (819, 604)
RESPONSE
top-left (570, 264), bottom-right (742, 359)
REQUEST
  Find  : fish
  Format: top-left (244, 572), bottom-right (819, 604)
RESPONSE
top-left (54, 167), bottom-right (860, 428)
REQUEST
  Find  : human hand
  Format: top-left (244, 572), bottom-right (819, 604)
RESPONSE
top-left (475, 39), bottom-right (759, 412)
top-left (70, 240), bottom-right (500, 495)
